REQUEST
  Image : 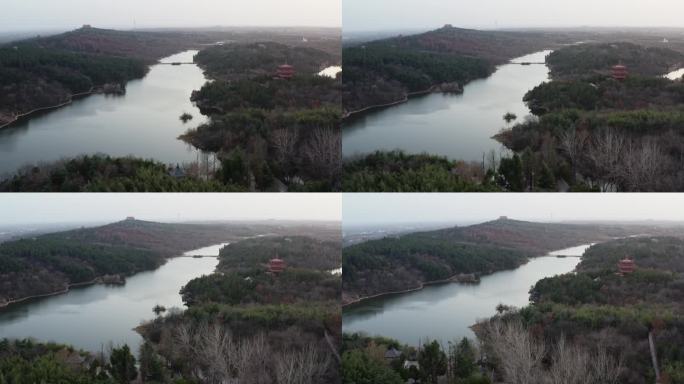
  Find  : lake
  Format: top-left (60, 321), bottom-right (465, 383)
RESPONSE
top-left (342, 243), bottom-right (590, 345)
top-left (342, 51), bottom-right (552, 162)
top-left (0, 242), bottom-right (226, 353)
top-left (0, 50), bottom-right (208, 177)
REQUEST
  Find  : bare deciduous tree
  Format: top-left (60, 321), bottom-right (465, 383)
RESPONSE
top-left (587, 128), bottom-right (625, 191)
top-left (481, 320), bottom-right (546, 384)
top-left (549, 336), bottom-right (592, 384)
top-left (271, 127), bottom-right (299, 167)
top-left (559, 126), bottom-right (588, 181)
top-left (275, 343), bottom-right (331, 384)
top-left (171, 322), bottom-right (332, 384)
top-left (623, 137), bottom-right (668, 191)
top-left (480, 320), bottom-right (623, 384)
top-left (303, 128), bottom-right (341, 180)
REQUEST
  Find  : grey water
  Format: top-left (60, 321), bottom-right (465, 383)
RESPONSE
top-left (0, 242), bottom-right (226, 352)
top-left (0, 50), bottom-right (208, 177)
top-left (342, 243), bottom-right (590, 346)
top-left (342, 50), bottom-right (552, 162)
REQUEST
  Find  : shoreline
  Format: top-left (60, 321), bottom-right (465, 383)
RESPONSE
top-left (0, 277), bottom-right (101, 310)
top-left (0, 88), bottom-right (95, 130)
top-left (343, 85), bottom-right (455, 119)
top-left (342, 270), bottom-right (491, 308)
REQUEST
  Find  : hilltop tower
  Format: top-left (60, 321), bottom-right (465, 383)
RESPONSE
top-left (268, 255), bottom-right (286, 274)
top-left (618, 257), bottom-right (635, 275)
top-left (276, 64), bottom-right (295, 80)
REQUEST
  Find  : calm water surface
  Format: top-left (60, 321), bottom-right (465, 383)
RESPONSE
top-left (0, 242), bottom-right (226, 352)
top-left (0, 50), bottom-right (208, 176)
top-left (342, 243), bottom-right (590, 345)
top-left (343, 51), bottom-right (552, 162)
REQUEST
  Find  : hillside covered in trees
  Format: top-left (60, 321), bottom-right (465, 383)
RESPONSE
top-left (343, 150), bottom-right (501, 192)
top-left (136, 232), bottom-right (342, 383)
top-left (0, 155), bottom-right (244, 192)
top-left (472, 236), bottom-right (684, 383)
top-left (342, 218), bottom-right (679, 305)
top-left (181, 42), bottom-right (342, 192)
top-left (546, 42), bottom-right (684, 80)
top-left (493, 42), bottom-right (684, 191)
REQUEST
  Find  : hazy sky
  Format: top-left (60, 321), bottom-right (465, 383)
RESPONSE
top-left (0, 0), bottom-right (341, 32)
top-left (344, 194), bottom-right (684, 226)
top-left (1, 194), bottom-right (340, 225)
top-left (344, 0), bottom-right (684, 32)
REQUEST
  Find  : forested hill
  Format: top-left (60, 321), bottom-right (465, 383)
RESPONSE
top-left (546, 42), bottom-right (684, 79)
top-left (194, 41), bottom-right (339, 81)
top-left (381, 26), bottom-right (559, 63)
top-left (0, 218), bottom-right (308, 307)
top-left (425, 218), bottom-right (644, 254)
top-left (216, 235), bottom-right (341, 272)
top-left (342, 25), bottom-right (568, 114)
top-left (342, 218), bottom-right (683, 305)
top-left (28, 27), bottom-right (203, 62)
top-left (140, 233), bottom-right (342, 382)
top-left (502, 236), bottom-right (684, 383)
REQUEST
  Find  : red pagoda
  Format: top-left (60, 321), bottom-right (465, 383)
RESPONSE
top-left (618, 257), bottom-right (635, 275)
top-left (276, 64), bottom-right (295, 80)
top-left (268, 257), bottom-right (286, 274)
top-left (612, 64), bottom-right (628, 81)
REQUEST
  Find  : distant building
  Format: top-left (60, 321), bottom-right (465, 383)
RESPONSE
top-left (125, 216), bottom-right (135, 221)
top-left (82, 24), bottom-right (92, 29)
top-left (276, 64), bottom-right (295, 80)
top-left (499, 216), bottom-right (509, 220)
top-left (618, 257), bottom-right (635, 275)
top-left (612, 64), bottom-right (628, 81)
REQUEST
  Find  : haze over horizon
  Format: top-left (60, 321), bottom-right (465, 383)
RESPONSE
top-left (343, 0), bottom-right (684, 32)
top-left (0, 0), bottom-right (341, 33)
top-left (1, 194), bottom-right (341, 225)
top-left (343, 194), bottom-right (684, 226)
